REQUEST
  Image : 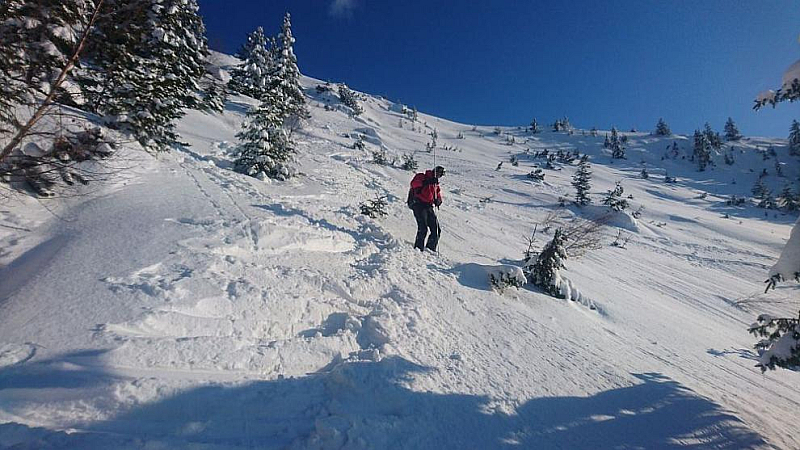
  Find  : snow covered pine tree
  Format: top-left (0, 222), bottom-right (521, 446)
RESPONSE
top-left (80, 0), bottom-right (209, 152)
top-left (654, 118), bottom-right (671, 136)
top-left (750, 35), bottom-right (800, 371)
top-left (788, 120), bottom-right (800, 156)
top-left (528, 229), bottom-right (568, 298)
top-left (724, 117), bottom-right (742, 141)
top-left (234, 88), bottom-right (295, 181)
top-left (572, 159), bottom-right (592, 206)
top-left (228, 26), bottom-right (273, 99)
top-left (692, 129), bottom-right (712, 171)
top-left (269, 13), bottom-right (309, 124)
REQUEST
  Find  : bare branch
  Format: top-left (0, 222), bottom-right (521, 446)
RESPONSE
top-left (0, 0), bottom-right (105, 163)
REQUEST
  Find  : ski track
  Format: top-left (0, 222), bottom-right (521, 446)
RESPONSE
top-left (0, 75), bottom-right (798, 449)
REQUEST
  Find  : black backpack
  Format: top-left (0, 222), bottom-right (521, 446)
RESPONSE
top-left (407, 187), bottom-right (417, 209)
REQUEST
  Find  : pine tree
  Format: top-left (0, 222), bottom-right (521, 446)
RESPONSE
top-left (0, 0), bottom-right (94, 129)
top-left (269, 13), bottom-right (308, 122)
top-left (228, 27), bottom-right (272, 99)
top-left (789, 120), bottom-right (800, 156)
top-left (609, 127), bottom-right (625, 159)
top-left (199, 74), bottom-right (228, 113)
top-left (529, 229), bottom-right (568, 298)
top-left (654, 118), bottom-right (671, 136)
top-left (234, 89), bottom-right (295, 180)
top-left (552, 117), bottom-right (571, 132)
top-left (572, 159), bottom-right (592, 206)
top-left (338, 84), bottom-right (363, 115)
top-left (703, 122), bottom-right (722, 150)
top-left (80, 0), bottom-right (209, 151)
top-left (724, 117), bottom-right (742, 141)
top-left (753, 41), bottom-right (800, 371)
top-left (758, 191), bottom-right (778, 209)
top-left (692, 130), bottom-right (712, 171)
top-left (752, 178), bottom-right (768, 199)
top-left (530, 118), bottom-right (540, 134)
top-left (778, 185), bottom-right (799, 211)
top-left (602, 182), bottom-right (629, 211)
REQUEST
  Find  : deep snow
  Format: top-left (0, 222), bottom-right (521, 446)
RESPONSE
top-left (1, 60), bottom-right (799, 449)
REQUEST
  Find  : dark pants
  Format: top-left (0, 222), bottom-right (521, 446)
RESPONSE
top-left (412, 205), bottom-right (440, 251)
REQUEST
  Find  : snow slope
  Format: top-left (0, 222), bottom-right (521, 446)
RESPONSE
top-left (1, 68), bottom-right (799, 449)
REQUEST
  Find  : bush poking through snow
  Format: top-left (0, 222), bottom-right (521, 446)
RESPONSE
top-left (489, 267), bottom-right (526, 294)
top-left (400, 153), bottom-right (418, 171)
top-left (371, 148), bottom-right (391, 166)
top-left (611, 229), bottom-right (631, 249)
top-left (749, 313), bottom-right (800, 372)
top-left (603, 182), bottom-right (629, 211)
top-left (360, 195), bottom-right (388, 219)
top-left (527, 168), bottom-right (545, 181)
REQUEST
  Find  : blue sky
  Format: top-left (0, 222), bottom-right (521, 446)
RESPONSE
top-left (198, 0), bottom-right (799, 138)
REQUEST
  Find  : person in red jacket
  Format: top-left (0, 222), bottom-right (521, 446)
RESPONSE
top-left (407, 166), bottom-right (445, 251)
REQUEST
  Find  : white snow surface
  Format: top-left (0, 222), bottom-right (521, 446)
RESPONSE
top-left (1, 68), bottom-right (799, 449)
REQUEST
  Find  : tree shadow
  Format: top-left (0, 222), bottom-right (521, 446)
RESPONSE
top-left (0, 356), bottom-right (768, 449)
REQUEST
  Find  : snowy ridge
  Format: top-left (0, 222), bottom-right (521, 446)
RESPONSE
top-left (0, 65), bottom-right (799, 448)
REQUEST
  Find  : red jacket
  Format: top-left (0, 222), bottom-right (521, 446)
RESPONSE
top-left (410, 170), bottom-right (442, 206)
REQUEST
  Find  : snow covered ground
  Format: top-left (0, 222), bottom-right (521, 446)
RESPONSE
top-left (1, 65), bottom-right (799, 448)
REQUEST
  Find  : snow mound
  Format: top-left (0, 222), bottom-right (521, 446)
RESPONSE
top-left (0, 343), bottom-right (36, 367)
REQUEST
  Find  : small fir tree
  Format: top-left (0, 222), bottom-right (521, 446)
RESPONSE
top-left (724, 117), bottom-right (742, 141)
top-left (234, 89), bottom-right (295, 180)
top-left (692, 130), bottom-right (712, 171)
top-left (609, 127), bottom-right (626, 159)
top-left (338, 84), bottom-right (363, 116)
top-left (530, 118), bottom-right (541, 134)
top-left (199, 73), bottom-right (228, 113)
top-left (552, 116), bottom-right (571, 132)
top-left (360, 195), bottom-right (388, 218)
top-left (602, 182), bottom-right (629, 211)
top-left (400, 153), bottom-right (418, 171)
top-left (529, 228), bottom-right (568, 298)
top-left (778, 185), bottom-right (799, 211)
top-left (572, 159), bottom-right (592, 206)
top-left (752, 178), bottom-right (768, 199)
top-left (758, 191), bottom-right (779, 209)
top-left (789, 120), bottom-right (800, 156)
top-left (654, 118), bottom-right (671, 136)
top-left (703, 122), bottom-right (723, 150)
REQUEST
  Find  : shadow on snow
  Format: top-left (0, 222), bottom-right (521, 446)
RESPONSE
top-left (0, 353), bottom-right (768, 449)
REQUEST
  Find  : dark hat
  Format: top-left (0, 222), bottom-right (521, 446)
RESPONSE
top-left (434, 166), bottom-right (446, 177)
